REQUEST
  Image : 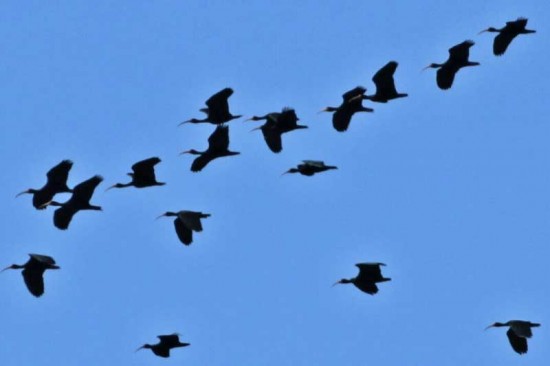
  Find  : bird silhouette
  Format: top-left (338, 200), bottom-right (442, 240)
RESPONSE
top-left (136, 333), bottom-right (190, 358)
top-left (107, 157), bottom-right (165, 190)
top-left (364, 61), bottom-right (408, 103)
top-left (180, 125), bottom-right (240, 172)
top-left (42, 175), bottom-right (103, 230)
top-left (283, 160), bottom-right (337, 176)
top-left (479, 18), bottom-right (535, 56)
top-left (180, 87), bottom-right (241, 125)
top-left (16, 160), bottom-right (73, 209)
top-left (157, 210), bottom-right (211, 245)
top-left (423, 40), bottom-right (480, 90)
top-left (249, 108), bottom-right (307, 153)
top-left (485, 320), bottom-right (540, 354)
top-left (333, 263), bottom-right (391, 295)
top-left (321, 87), bottom-right (373, 132)
top-left (2, 254), bottom-right (59, 297)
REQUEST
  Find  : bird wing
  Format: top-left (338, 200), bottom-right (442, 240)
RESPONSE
top-left (174, 218), bottom-right (193, 245)
top-left (131, 157), bottom-right (161, 181)
top-left (205, 87), bottom-right (233, 119)
top-left (508, 17), bottom-right (528, 28)
top-left (190, 154), bottom-right (214, 172)
top-left (208, 125), bottom-right (230, 151)
top-left (372, 61), bottom-right (399, 96)
top-left (448, 40), bottom-right (474, 64)
top-left (332, 108), bottom-right (353, 132)
top-left (277, 108), bottom-right (299, 131)
top-left (510, 322), bottom-right (533, 338)
top-left (72, 175), bottom-right (103, 205)
top-left (22, 267), bottom-right (45, 297)
top-left (178, 211), bottom-right (204, 231)
top-left (342, 86), bottom-right (366, 102)
top-left (493, 32), bottom-right (516, 56)
top-left (356, 263), bottom-right (385, 281)
top-left (46, 160), bottom-right (73, 186)
top-left (29, 254), bottom-right (56, 266)
top-left (302, 160), bottom-right (325, 167)
top-left (507, 328), bottom-right (528, 354)
top-left (158, 334), bottom-right (181, 347)
top-left (436, 66), bottom-right (456, 90)
top-left (53, 206), bottom-right (76, 230)
top-left (261, 126), bottom-right (282, 153)
top-left (355, 281), bottom-right (379, 295)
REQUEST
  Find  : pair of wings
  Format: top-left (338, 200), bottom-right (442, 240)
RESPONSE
top-left (130, 157), bottom-right (161, 181)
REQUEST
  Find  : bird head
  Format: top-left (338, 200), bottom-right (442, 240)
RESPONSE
top-left (332, 279), bottom-right (353, 287)
top-left (1, 264), bottom-right (24, 272)
top-left (155, 212), bottom-right (178, 220)
top-left (135, 344), bottom-right (152, 352)
top-left (179, 149), bottom-right (201, 156)
top-left (319, 107), bottom-right (338, 114)
top-left (484, 322), bottom-right (506, 330)
top-left (281, 168), bottom-right (299, 176)
top-left (15, 189), bottom-right (36, 197)
top-left (178, 118), bottom-right (201, 126)
top-left (421, 63), bottom-right (441, 71)
top-left (105, 183), bottom-right (127, 192)
top-left (478, 27), bottom-right (498, 34)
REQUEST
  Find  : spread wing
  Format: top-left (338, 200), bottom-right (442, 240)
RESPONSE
top-left (302, 160), bottom-right (325, 167)
top-left (53, 206), bottom-right (76, 230)
top-left (158, 334), bottom-right (181, 347)
top-left (22, 267), bottom-right (45, 297)
top-left (436, 66), bottom-right (456, 90)
top-left (72, 176), bottom-right (103, 205)
top-left (261, 126), bottom-right (282, 153)
top-left (372, 61), bottom-right (399, 96)
top-left (342, 86), bottom-right (366, 102)
top-left (29, 254), bottom-right (56, 266)
top-left (507, 328), bottom-right (528, 354)
top-left (131, 157), bottom-right (161, 181)
top-left (448, 40), bottom-right (474, 64)
top-left (355, 281), bottom-right (379, 295)
top-left (190, 155), bottom-right (214, 172)
top-left (46, 160), bottom-right (73, 187)
top-left (174, 218), bottom-right (192, 245)
top-left (208, 125), bottom-right (230, 151)
top-left (493, 32), bottom-right (516, 56)
top-left (178, 211), bottom-right (204, 232)
top-left (356, 263), bottom-right (385, 281)
top-left (332, 108), bottom-right (353, 132)
top-left (205, 88), bottom-right (233, 119)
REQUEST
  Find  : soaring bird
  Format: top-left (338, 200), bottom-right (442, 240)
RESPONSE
top-left (180, 87), bottom-right (241, 125)
top-left (42, 175), bottom-right (103, 230)
top-left (249, 108), bottom-right (307, 153)
top-left (16, 160), bottom-right (73, 209)
top-left (486, 320), bottom-right (540, 355)
top-left (107, 157), bottom-right (165, 190)
top-left (2, 254), bottom-right (59, 297)
top-left (283, 160), bottom-right (337, 176)
top-left (364, 61), bottom-right (408, 103)
top-left (321, 87), bottom-right (374, 132)
top-left (180, 125), bottom-right (240, 172)
top-left (136, 333), bottom-right (190, 358)
top-left (157, 210), bottom-right (211, 245)
top-left (333, 263), bottom-right (391, 295)
top-left (423, 40), bottom-right (480, 90)
top-left (479, 18), bottom-right (536, 56)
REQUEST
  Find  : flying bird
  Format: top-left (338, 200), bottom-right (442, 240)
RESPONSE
top-left (2, 254), bottom-right (59, 297)
top-left (321, 87), bottom-right (373, 132)
top-left (364, 61), bottom-right (408, 103)
top-left (479, 18), bottom-right (535, 56)
top-left (249, 108), bottom-right (307, 153)
top-left (157, 210), bottom-right (211, 245)
top-left (42, 175), bottom-right (103, 230)
top-left (486, 320), bottom-right (540, 355)
top-left (136, 333), bottom-right (190, 358)
top-left (16, 160), bottom-right (73, 209)
top-left (423, 40), bottom-right (480, 90)
top-left (283, 160), bottom-right (337, 176)
top-left (333, 263), bottom-right (391, 295)
top-left (107, 157), bottom-right (165, 190)
top-left (180, 125), bottom-right (240, 172)
top-left (180, 87), bottom-right (241, 125)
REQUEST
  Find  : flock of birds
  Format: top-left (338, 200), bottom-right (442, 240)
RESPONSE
top-left (4, 18), bottom-right (540, 358)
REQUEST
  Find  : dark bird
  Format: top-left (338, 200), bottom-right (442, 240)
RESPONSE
top-left (42, 175), bottom-right (103, 230)
top-left (364, 61), bottom-right (408, 103)
top-left (486, 320), bottom-right (540, 355)
top-left (16, 160), bottom-right (73, 209)
top-left (321, 87), bottom-right (374, 132)
top-left (136, 333), bottom-right (190, 358)
top-left (106, 157), bottom-right (165, 190)
top-left (423, 40), bottom-right (480, 90)
top-left (156, 210), bottom-right (211, 245)
top-left (249, 108), bottom-right (308, 153)
top-left (479, 18), bottom-right (535, 56)
top-left (180, 125), bottom-right (240, 172)
top-left (2, 254), bottom-right (59, 297)
top-left (180, 87), bottom-right (241, 125)
top-left (283, 160), bottom-right (338, 176)
top-left (333, 263), bottom-right (391, 295)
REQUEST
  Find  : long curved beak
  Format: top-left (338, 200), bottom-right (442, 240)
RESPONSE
top-left (135, 346), bottom-right (145, 352)
top-left (318, 108), bottom-right (329, 114)
top-left (484, 325), bottom-right (494, 331)
top-left (1, 266), bottom-right (12, 273)
top-left (280, 171), bottom-right (290, 176)
top-left (178, 120), bottom-right (190, 127)
top-left (332, 281), bottom-right (341, 287)
top-left (15, 190), bottom-right (29, 198)
top-left (478, 29), bottom-right (489, 35)
top-left (421, 65), bottom-right (432, 72)
top-left (155, 213), bottom-right (167, 220)
top-left (105, 185), bottom-right (117, 192)
top-left (179, 150), bottom-right (191, 156)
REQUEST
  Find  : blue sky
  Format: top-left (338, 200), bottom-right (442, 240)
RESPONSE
top-left (1, 1), bottom-right (549, 364)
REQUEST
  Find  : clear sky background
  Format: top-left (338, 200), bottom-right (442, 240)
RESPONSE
top-left (1, 1), bottom-right (549, 365)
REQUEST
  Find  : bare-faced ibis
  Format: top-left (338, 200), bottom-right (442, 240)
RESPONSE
top-left (283, 160), bottom-right (337, 176)
top-left (136, 333), bottom-right (190, 358)
top-left (180, 125), bottom-right (240, 172)
top-left (333, 263), bottom-right (391, 295)
top-left (107, 157), bottom-right (165, 190)
top-left (480, 18), bottom-right (536, 56)
top-left (321, 87), bottom-right (374, 132)
top-left (486, 320), bottom-right (540, 355)
top-left (249, 108), bottom-right (307, 153)
top-left (2, 254), bottom-right (59, 297)
top-left (16, 160), bottom-right (73, 209)
top-left (180, 88), bottom-right (241, 125)
top-left (157, 210), bottom-right (211, 245)
top-left (364, 61), bottom-right (408, 103)
top-left (42, 175), bottom-right (103, 230)
top-left (423, 40), bottom-right (480, 90)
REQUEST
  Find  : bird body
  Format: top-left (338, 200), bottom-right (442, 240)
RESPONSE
top-left (249, 108), bottom-right (307, 153)
top-left (480, 18), bottom-right (535, 56)
top-left (424, 40), bottom-right (479, 90)
top-left (137, 333), bottom-right (190, 358)
top-left (486, 320), bottom-right (540, 354)
top-left (2, 254), bottom-right (60, 297)
top-left (365, 61), bottom-right (408, 103)
top-left (322, 86), bottom-right (373, 132)
top-left (157, 210), bottom-right (211, 245)
top-left (334, 262), bottom-right (390, 295)
top-left (283, 160), bottom-right (337, 176)
top-left (181, 125), bottom-right (239, 172)
top-left (107, 157), bottom-right (165, 190)
top-left (17, 160), bottom-right (73, 209)
top-left (181, 87), bottom-right (241, 125)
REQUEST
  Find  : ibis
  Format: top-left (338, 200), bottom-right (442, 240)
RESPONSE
top-left (136, 333), bottom-right (190, 358)
top-left (283, 160), bottom-right (337, 176)
top-left (157, 210), bottom-right (211, 245)
top-left (2, 254), bottom-right (59, 297)
top-left (486, 320), bottom-right (540, 355)
top-left (107, 157), bottom-right (165, 190)
top-left (321, 86), bottom-right (373, 132)
top-left (480, 18), bottom-right (535, 56)
top-left (333, 263), bottom-right (391, 295)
